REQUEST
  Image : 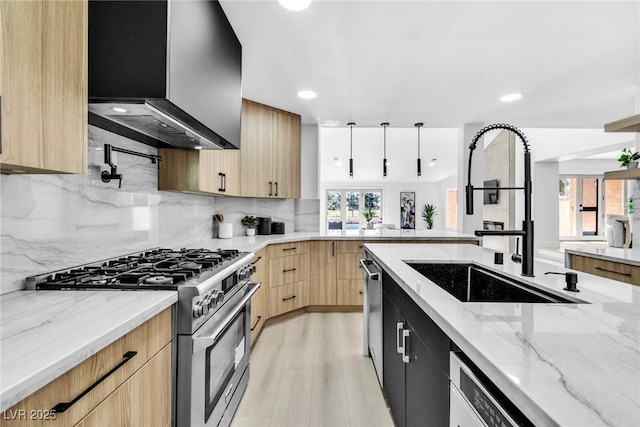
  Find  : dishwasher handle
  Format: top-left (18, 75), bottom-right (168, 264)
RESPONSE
top-left (359, 259), bottom-right (380, 280)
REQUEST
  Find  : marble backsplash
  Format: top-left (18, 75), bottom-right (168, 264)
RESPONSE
top-left (0, 126), bottom-right (319, 294)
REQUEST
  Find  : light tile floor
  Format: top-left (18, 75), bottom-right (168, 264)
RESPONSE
top-left (231, 312), bottom-right (394, 427)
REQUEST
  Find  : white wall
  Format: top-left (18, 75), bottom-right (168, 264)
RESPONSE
top-left (534, 162), bottom-right (560, 250)
top-left (523, 128), bottom-right (634, 161)
top-left (559, 159), bottom-right (621, 175)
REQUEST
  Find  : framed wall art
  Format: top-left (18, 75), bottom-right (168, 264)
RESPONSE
top-left (400, 191), bottom-right (415, 229)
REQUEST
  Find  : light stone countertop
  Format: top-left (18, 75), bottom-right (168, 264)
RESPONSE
top-left (0, 290), bottom-right (177, 413)
top-left (185, 229), bottom-right (479, 253)
top-left (364, 243), bottom-right (640, 427)
top-left (565, 247), bottom-right (640, 268)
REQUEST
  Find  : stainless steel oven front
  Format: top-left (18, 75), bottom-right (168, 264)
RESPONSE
top-left (177, 281), bottom-right (260, 427)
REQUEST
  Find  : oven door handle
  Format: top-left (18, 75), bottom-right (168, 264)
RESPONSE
top-left (192, 282), bottom-right (261, 354)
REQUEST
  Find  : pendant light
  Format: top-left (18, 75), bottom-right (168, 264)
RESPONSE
top-left (415, 122), bottom-right (423, 177)
top-left (348, 122), bottom-right (355, 178)
top-left (381, 122), bottom-right (389, 178)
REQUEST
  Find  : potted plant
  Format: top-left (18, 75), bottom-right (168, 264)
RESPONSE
top-left (422, 204), bottom-right (437, 229)
top-left (241, 215), bottom-right (260, 236)
top-left (618, 148), bottom-right (640, 169)
top-left (363, 205), bottom-right (377, 229)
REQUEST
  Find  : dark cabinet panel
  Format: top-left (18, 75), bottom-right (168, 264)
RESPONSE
top-left (382, 271), bottom-right (450, 427)
top-left (383, 294), bottom-right (406, 427)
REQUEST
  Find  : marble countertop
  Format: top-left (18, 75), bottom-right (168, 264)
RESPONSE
top-left (0, 290), bottom-right (177, 413)
top-left (565, 247), bottom-right (640, 267)
top-left (364, 243), bottom-right (639, 427)
top-left (184, 229), bottom-right (479, 254)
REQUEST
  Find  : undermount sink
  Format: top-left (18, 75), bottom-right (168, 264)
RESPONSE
top-left (406, 262), bottom-right (585, 304)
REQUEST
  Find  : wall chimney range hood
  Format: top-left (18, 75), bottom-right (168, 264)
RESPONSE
top-left (88, 0), bottom-right (242, 150)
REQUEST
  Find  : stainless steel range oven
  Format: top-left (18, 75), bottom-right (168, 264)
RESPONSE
top-left (26, 247), bottom-right (260, 427)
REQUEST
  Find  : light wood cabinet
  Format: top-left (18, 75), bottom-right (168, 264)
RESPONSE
top-left (74, 344), bottom-right (171, 427)
top-left (309, 241), bottom-right (337, 305)
top-left (268, 254), bottom-right (310, 288)
top-left (0, 0), bottom-right (87, 174)
top-left (0, 308), bottom-right (172, 427)
top-left (266, 241), bottom-right (310, 259)
top-left (240, 99), bottom-right (301, 199)
top-left (158, 148), bottom-right (241, 196)
top-left (336, 241), bottom-right (365, 306)
top-left (268, 280), bottom-right (309, 317)
top-left (569, 254), bottom-right (639, 286)
top-left (250, 249), bottom-right (268, 346)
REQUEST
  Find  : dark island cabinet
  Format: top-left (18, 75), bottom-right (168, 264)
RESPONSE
top-left (382, 270), bottom-right (450, 427)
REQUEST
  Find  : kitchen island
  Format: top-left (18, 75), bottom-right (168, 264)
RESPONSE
top-left (565, 247), bottom-right (640, 286)
top-left (365, 243), bottom-right (639, 427)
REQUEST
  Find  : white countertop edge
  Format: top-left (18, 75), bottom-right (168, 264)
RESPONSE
top-left (0, 291), bottom-right (177, 413)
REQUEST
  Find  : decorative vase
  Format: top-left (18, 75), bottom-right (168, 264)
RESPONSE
top-left (246, 228), bottom-right (256, 236)
top-left (367, 222), bottom-right (373, 229)
top-left (627, 161), bottom-right (639, 169)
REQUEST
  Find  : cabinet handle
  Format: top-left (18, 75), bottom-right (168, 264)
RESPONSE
top-left (282, 295), bottom-right (296, 301)
top-left (218, 172), bottom-right (225, 192)
top-left (283, 247), bottom-right (297, 251)
top-left (401, 330), bottom-right (410, 363)
top-left (222, 173), bottom-right (227, 192)
top-left (269, 181), bottom-right (273, 197)
top-left (251, 256), bottom-right (262, 265)
top-left (595, 266), bottom-right (631, 277)
top-left (332, 242), bottom-right (335, 257)
top-left (359, 291), bottom-right (363, 294)
top-left (396, 322), bottom-right (404, 354)
top-left (51, 351), bottom-right (138, 413)
top-left (275, 182), bottom-right (278, 197)
top-left (283, 268), bottom-right (297, 273)
top-left (250, 315), bottom-right (263, 331)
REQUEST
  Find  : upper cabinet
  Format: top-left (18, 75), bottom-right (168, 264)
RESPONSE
top-left (604, 114), bottom-right (640, 133)
top-left (240, 99), bottom-right (301, 199)
top-left (158, 149), bottom-right (241, 196)
top-left (0, 0), bottom-right (87, 174)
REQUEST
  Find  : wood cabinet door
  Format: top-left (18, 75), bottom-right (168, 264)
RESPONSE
top-left (1, 0), bottom-right (87, 174)
top-left (337, 253), bottom-right (364, 280)
top-left (268, 280), bottom-right (308, 317)
top-left (337, 279), bottom-right (363, 305)
top-left (75, 344), bottom-right (172, 427)
top-left (268, 254), bottom-right (310, 287)
top-left (240, 99), bottom-right (273, 197)
top-left (309, 241), bottom-right (337, 305)
top-left (272, 109), bottom-right (301, 199)
top-left (198, 149), bottom-right (241, 196)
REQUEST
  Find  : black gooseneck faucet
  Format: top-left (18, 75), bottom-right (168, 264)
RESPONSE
top-left (465, 123), bottom-right (534, 277)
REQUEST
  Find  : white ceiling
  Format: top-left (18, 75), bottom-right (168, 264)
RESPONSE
top-left (220, 0), bottom-right (640, 129)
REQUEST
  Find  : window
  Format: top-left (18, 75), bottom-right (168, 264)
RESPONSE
top-left (326, 189), bottom-right (383, 230)
top-left (446, 188), bottom-right (457, 230)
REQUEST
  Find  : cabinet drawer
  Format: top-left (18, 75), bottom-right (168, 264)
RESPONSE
top-left (0, 308), bottom-right (172, 427)
top-left (337, 253), bottom-right (364, 280)
top-left (336, 241), bottom-right (364, 254)
top-left (571, 255), bottom-right (639, 286)
top-left (267, 241), bottom-right (309, 258)
top-left (268, 254), bottom-right (310, 287)
top-left (337, 279), bottom-right (364, 305)
top-left (250, 284), bottom-right (268, 346)
top-left (269, 281), bottom-right (309, 317)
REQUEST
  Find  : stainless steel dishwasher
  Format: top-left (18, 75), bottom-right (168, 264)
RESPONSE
top-left (360, 257), bottom-right (383, 386)
top-left (450, 352), bottom-right (531, 427)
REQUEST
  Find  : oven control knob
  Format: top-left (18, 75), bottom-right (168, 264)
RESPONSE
top-left (206, 294), bottom-right (217, 309)
top-left (215, 291), bottom-right (225, 304)
top-left (192, 300), bottom-right (209, 318)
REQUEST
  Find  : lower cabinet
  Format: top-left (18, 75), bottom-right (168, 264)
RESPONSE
top-left (382, 271), bottom-right (450, 427)
top-left (268, 280), bottom-right (309, 317)
top-left (568, 253), bottom-right (640, 286)
top-left (0, 308), bottom-right (172, 427)
top-left (74, 344), bottom-right (171, 427)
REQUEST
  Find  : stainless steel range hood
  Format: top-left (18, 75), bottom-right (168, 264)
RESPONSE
top-left (88, 0), bottom-right (242, 150)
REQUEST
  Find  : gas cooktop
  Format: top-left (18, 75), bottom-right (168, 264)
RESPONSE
top-left (26, 248), bottom-right (245, 291)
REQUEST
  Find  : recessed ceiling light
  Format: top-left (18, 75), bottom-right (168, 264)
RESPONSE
top-left (500, 93), bottom-right (523, 102)
top-left (194, 146), bottom-right (203, 150)
top-left (428, 158), bottom-right (437, 167)
top-left (297, 90), bottom-right (317, 99)
top-left (278, 0), bottom-right (311, 11)
top-left (110, 107), bottom-right (129, 113)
